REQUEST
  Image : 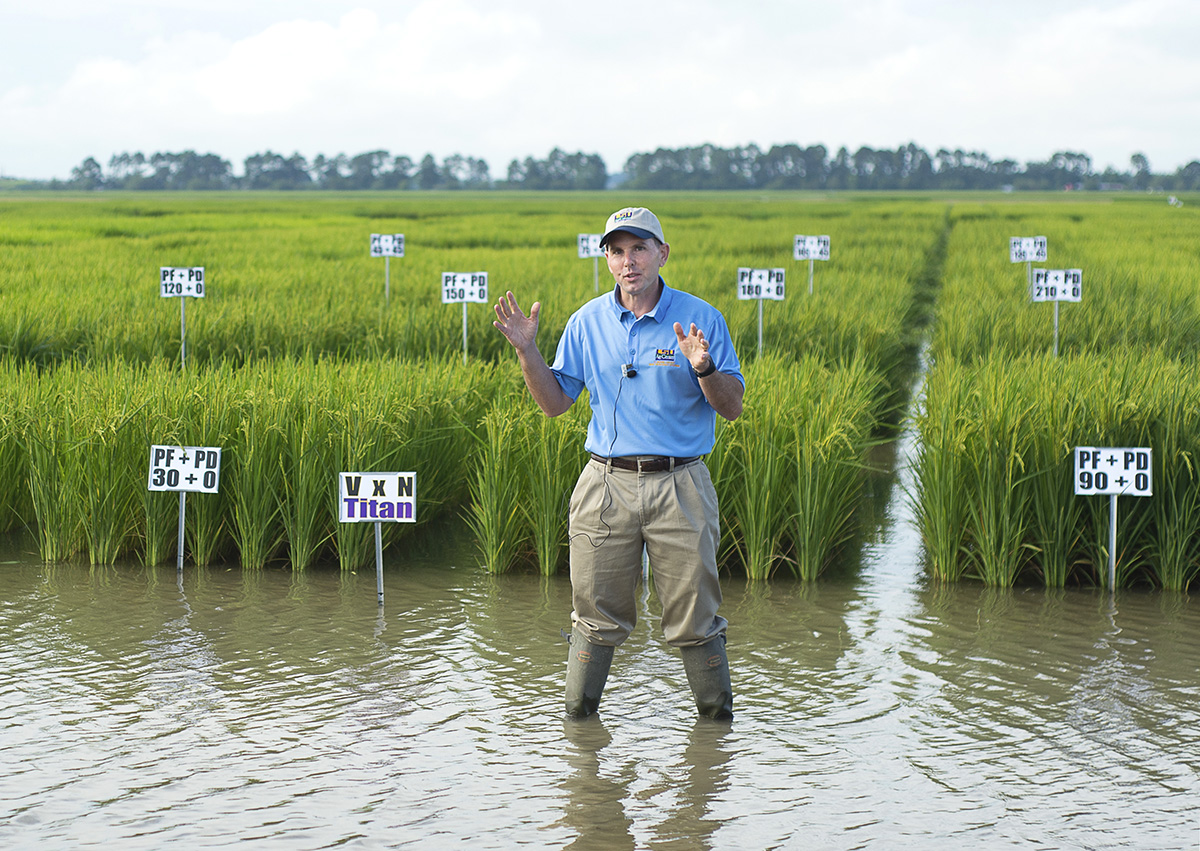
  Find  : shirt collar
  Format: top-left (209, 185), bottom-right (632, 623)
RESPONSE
top-left (609, 277), bottom-right (674, 321)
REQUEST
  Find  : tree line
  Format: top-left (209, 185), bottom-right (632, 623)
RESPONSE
top-left (41, 143), bottom-right (1200, 192)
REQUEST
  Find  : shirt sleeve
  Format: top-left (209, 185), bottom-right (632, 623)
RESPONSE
top-left (549, 314), bottom-right (586, 401)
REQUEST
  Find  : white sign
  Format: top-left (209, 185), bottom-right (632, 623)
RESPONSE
top-left (577, 234), bottom-right (604, 259)
top-left (148, 445), bottom-right (222, 493)
top-left (1010, 236), bottom-right (1048, 263)
top-left (1075, 447), bottom-right (1152, 497)
top-left (160, 267), bottom-right (205, 298)
top-left (442, 272), bottom-right (488, 304)
top-left (339, 472), bottom-right (417, 523)
top-left (737, 268), bottom-right (786, 301)
top-left (793, 235), bottom-right (831, 261)
top-left (370, 233), bottom-right (405, 257)
top-left (1031, 269), bottom-right (1082, 302)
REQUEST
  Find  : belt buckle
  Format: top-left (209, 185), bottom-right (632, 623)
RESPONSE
top-left (639, 456), bottom-right (669, 473)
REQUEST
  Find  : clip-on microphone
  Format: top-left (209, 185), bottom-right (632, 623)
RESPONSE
top-left (621, 363), bottom-right (637, 378)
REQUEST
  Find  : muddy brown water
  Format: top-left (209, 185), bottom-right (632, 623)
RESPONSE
top-left (1, 441), bottom-right (1197, 849)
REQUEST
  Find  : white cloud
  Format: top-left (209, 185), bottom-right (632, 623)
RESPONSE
top-left (2, 0), bottom-right (1199, 179)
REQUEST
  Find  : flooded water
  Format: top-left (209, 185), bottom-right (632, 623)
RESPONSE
top-left (2, 464), bottom-right (1198, 848)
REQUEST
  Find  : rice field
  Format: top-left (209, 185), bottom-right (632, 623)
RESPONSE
top-left (1, 191), bottom-right (1196, 587)
top-left (918, 196), bottom-right (1200, 589)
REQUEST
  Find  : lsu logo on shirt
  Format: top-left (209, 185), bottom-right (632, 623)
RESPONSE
top-left (652, 348), bottom-right (680, 367)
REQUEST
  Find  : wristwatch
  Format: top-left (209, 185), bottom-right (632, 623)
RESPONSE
top-left (693, 357), bottom-right (716, 378)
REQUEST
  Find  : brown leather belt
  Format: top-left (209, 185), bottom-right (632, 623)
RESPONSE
top-left (590, 454), bottom-right (700, 473)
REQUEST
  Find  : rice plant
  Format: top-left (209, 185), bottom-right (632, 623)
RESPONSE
top-left (787, 356), bottom-right (882, 581)
top-left (520, 403), bottom-right (587, 576)
top-left (464, 403), bottom-right (527, 574)
top-left (227, 387), bottom-right (285, 569)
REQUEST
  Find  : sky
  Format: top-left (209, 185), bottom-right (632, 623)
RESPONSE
top-left (3, 0), bottom-right (1198, 180)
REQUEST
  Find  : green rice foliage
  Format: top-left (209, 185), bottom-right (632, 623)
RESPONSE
top-left (0, 357), bottom-right (501, 568)
top-left (934, 199), bottom-right (1200, 365)
top-left (714, 354), bottom-right (883, 580)
top-left (914, 352), bottom-right (1200, 590)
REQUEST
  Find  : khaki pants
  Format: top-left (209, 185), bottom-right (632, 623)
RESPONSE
top-left (568, 458), bottom-right (727, 648)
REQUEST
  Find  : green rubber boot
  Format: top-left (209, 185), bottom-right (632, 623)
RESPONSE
top-left (565, 627), bottom-right (614, 719)
top-left (680, 635), bottom-right (733, 720)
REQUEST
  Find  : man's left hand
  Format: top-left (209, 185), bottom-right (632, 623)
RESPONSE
top-left (674, 322), bottom-right (712, 373)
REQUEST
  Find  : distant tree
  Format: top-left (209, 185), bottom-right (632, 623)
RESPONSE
top-left (441, 154), bottom-right (490, 189)
top-left (415, 154), bottom-right (441, 190)
top-left (148, 151), bottom-right (234, 190)
top-left (898, 142), bottom-right (934, 189)
top-left (759, 144), bottom-right (807, 189)
top-left (243, 151), bottom-right (311, 189)
top-left (108, 152), bottom-right (150, 188)
top-left (828, 147), bottom-right (854, 190)
top-left (69, 157), bottom-right (105, 190)
top-left (376, 155), bottom-right (414, 190)
top-left (312, 154), bottom-right (347, 189)
top-left (1176, 161), bottom-right (1200, 192)
top-left (507, 148), bottom-right (606, 190)
top-left (347, 150), bottom-right (391, 190)
top-left (1018, 150), bottom-right (1092, 190)
top-left (1130, 152), bottom-right (1151, 190)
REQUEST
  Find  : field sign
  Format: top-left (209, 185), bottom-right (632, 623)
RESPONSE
top-left (577, 234), bottom-right (603, 259)
top-left (149, 443), bottom-right (222, 573)
top-left (1074, 447), bottom-right (1152, 497)
top-left (578, 234), bottom-right (603, 292)
top-left (737, 268), bottom-right (785, 300)
top-left (793, 235), bottom-right (831, 261)
top-left (370, 234), bottom-right (404, 304)
top-left (441, 272), bottom-right (488, 304)
top-left (737, 267), bottom-right (785, 358)
top-left (339, 472), bottom-right (417, 522)
top-left (148, 445), bottom-right (222, 493)
top-left (370, 233), bottom-right (405, 257)
top-left (340, 470), bottom-right (417, 606)
top-left (442, 272), bottom-right (488, 363)
top-left (793, 235), bottom-right (829, 296)
top-left (1075, 445), bottom-right (1152, 591)
top-left (1031, 269), bottom-right (1082, 302)
top-left (160, 267), bottom-right (204, 370)
top-left (1010, 236), bottom-right (1048, 263)
top-left (160, 267), bottom-right (206, 298)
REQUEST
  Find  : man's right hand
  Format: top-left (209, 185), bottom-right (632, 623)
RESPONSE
top-left (493, 291), bottom-right (540, 353)
top-left (493, 290), bottom-right (572, 417)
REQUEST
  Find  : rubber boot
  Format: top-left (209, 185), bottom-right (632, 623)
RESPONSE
top-left (564, 627), bottom-right (614, 719)
top-left (680, 635), bottom-right (733, 720)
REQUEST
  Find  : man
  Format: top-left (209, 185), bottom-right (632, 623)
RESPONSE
top-left (493, 207), bottom-right (744, 721)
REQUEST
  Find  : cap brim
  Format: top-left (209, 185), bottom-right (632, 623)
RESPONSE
top-left (599, 226), bottom-right (657, 247)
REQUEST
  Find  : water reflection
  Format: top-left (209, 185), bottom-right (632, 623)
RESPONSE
top-left (0, 540), bottom-right (1196, 848)
top-left (560, 719), bottom-right (634, 849)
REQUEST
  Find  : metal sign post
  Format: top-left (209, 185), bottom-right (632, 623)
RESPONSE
top-left (578, 234), bottom-right (604, 293)
top-left (1031, 268), bottom-right (1082, 357)
top-left (370, 233), bottom-right (405, 304)
top-left (793, 235), bottom-right (831, 294)
top-left (441, 272), bottom-right (489, 364)
top-left (148, 445), bottom-right (223, 572)
top-left (339, 471), bottom-right (418, 606)
top-left (1075, 446), bottom-right (1153, 590)
top-left (736, 267), bottom-right (785, 358)
top-left (160, 267), bottom-right (205, 370)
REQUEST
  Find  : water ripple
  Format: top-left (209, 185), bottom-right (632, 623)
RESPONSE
top-left (0, 555), bottom-right (1196, 849)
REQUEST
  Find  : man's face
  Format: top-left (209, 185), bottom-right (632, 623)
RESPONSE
top-left (605, 231), bottom-right (670, 301)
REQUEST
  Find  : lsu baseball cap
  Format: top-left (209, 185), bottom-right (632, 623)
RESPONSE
top-left (599, 207), bottom-right (666, 247)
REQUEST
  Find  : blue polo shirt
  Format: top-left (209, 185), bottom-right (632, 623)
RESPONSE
top-left (550, 279), bottom-right (744, 457)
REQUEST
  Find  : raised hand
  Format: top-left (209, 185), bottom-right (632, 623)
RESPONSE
top-left (494, 291), bottom-right (541, 353)
top-left (673, 321), bottom-right (711, 371)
